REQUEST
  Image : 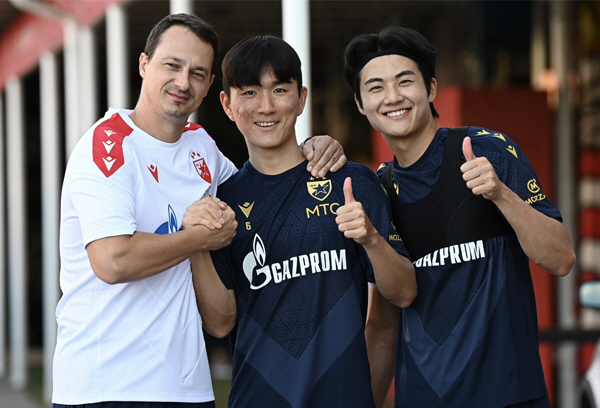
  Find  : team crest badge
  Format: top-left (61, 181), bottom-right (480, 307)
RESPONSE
top-left (307, 179), bottom-right (331, 201)
top-left (191, 151), bottom-right (212, 183)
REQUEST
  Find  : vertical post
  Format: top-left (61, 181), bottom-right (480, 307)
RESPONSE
top-left (5, 77), bottom-right (27, 390)
top-left (530, 1), bottom-right (546, 90)
top-left (40, 51), bottom-right (61, 403)
top-left (0, 93), bottom-right (5, 378)
top-left (78, 25), bottom-right (98, 136)
top-left (170, 0), bottom-right (193, 15)
top-left (550, 2), bottom-right (578, 408)
top-left (282, 0), bottom-right (311, 144)
top-left (64, 19), bottom-right (79, 157)
top-left (106, 4), bottom-right (129, 109)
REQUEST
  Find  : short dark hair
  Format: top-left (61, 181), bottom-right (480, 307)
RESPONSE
top-left (221, 35), bottom-right (302, 97)
top-left (344, 26), bottom-right (439, 118)
top-left (144, 13), bottom-right (220, 75)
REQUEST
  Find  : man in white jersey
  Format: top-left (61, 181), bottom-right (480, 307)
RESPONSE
top-left (53, 13), bottom-right (346, 408)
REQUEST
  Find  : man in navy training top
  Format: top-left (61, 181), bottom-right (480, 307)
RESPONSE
top-left (183, 35), bottom-right (417, 408)
top-left (344, 26), bottom-right (576, 408)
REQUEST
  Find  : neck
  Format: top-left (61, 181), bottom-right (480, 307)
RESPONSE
top-left (129, 102), bottom-right (188, 143)
top-left (386, 119), bottom-right (440, 168)
top-left (248, 138), bottom-right (305, 175)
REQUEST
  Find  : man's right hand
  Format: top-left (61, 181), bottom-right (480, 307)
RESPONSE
top-left (184, 197), bottom-right (238, 250)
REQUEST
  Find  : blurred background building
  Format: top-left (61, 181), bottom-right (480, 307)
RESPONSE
top-left (0, 1), bottom-right (598, 407)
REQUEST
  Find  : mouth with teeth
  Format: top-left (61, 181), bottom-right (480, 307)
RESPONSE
top-left (386, 109), bottom-right (408, 117)
top-left (255, 121), bottom-right (278, 127)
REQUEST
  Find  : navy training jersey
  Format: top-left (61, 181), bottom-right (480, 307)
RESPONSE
top-left (378, 127), bottom-right (560, 407)
top-left (211, 159), bottom-right (408, 408)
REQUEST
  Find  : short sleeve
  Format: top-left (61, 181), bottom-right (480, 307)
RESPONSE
top-left (65, 139), bottom-right (137, 246)
top-left (468, 127), bottom-right (562, 221)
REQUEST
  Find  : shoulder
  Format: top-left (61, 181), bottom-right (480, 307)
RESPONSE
top-left (331, 161), bottom-right (381, 184)
top-left (68, 109), bottom-right (135, 178)
top-left (464, 126), bottom-right (521, 159)
top-left (375, 160), bottom-right (395, 178)
top-left (181, 122), bottom-right (216, 145)
top-left (216, 162), bottom-right (251, 195)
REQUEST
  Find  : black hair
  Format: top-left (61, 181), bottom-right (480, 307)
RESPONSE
top-left (144, 13), bottom-right (220, 75)
top-left (221, 35), bottom-right (302, 97)
top-left (344, 26), bottom-right (439, 118)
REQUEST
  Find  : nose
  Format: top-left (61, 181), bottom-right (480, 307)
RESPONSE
top-left (383, 86), bottom-right (403, 104)
top-left (173, 70), bottom-right (190, 92)
top-left (257, 94), bottom-right (275, 114)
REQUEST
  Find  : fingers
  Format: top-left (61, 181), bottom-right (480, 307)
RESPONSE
top-left (462, 136), bottom-right (477, 162)
top-left (343, 177), bottom-right (356, 204)
top-left (183, 197), bottom-right (226, 230)
top-left (304, 135), bottom-right (346, 177)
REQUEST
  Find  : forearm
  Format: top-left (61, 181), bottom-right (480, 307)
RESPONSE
top-left (493, 185), bottom-right (575, 276)
top-left (87, 225), bottom-right (220, 284)
top-left (366, 286), bottom-right (399, 408)
top-left (191, 251), bottom-right (237, 338)
top-left (363, 234), bottom-right (417, 308)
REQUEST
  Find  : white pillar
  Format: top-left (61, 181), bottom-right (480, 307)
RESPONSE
top-left (282, 0), bottom-right (311, 144)
top-left (5, 77), bottom-right (27, 390)
top-left (550, 2), bottom-right (578, 408)
top-left (39, 51), bottom-right (61, 403)
top-left (0, 93), bottom-right (5, 378)
top-left (106, 4), bottom-right (129, 109)
top-left (170, 0), bottom-right (193, 15)
top-left (64, 19), bottom-right (79, 157)
top-left (78, 25), bottom-right (98, 136)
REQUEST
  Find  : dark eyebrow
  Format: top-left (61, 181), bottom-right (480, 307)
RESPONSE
top-left (165, 56), bottom-right (209, 73)
top-left (395, 70), bottom-right (416, 79)
top-left (363, 70), bottom-right (416, 86)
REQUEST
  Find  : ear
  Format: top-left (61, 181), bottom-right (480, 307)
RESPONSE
top-left (428, 77), bottom-right (438, 103)
top-left (355, 94), bottom-right (366, 116)
top-left (139, 53), bottom-right (149, 79)
top-left (219, 91), bottom-right (236, 122)
top-left (297, 86), bottom-right (308, 116)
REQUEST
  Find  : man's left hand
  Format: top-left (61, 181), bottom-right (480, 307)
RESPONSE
top-left (302, 135), bottom-right (347, 177)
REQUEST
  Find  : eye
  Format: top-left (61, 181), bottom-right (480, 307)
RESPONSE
top-left (367, 85), bottom-right (383, 92)
top-left (242, 90), bottom-right (257, 96)
top-left (399, 79), bottom-right (413, 86)
top-left (274, 88), bottom-right (287, 94)
top-left (166, 63), bottom-right (178, 69)
top-left (192, 71), bottom-right (206, 80)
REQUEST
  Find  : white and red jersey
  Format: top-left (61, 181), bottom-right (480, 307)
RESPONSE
top-left (53, 108), bottom-right (237, 404)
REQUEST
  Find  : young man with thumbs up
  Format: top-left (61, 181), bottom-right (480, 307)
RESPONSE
top-left (182, 35), bottom-right (416, 408)
top-left (344, 26), bottom-right (576, 408)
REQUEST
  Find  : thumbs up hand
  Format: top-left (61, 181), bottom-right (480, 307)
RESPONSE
top-left (460, 136), bottom-right (505, 201)
top-left (336, 177), bottom-right (375, 245)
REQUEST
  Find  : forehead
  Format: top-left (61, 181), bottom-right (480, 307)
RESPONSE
top-left (154, 25), bottom-right (214, 64)
top-left (360, 54), bottom-right (421, 81)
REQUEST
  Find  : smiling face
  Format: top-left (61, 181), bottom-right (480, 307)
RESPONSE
top-left (138, 25), bottom-right (215, 125)
top-left (356, 54), bottom-right (437, 142)
top-left (220, 68), bottom-right (307, 153)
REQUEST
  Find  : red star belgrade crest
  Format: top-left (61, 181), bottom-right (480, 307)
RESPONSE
top-left (191, 151), bottom-right (212, 183)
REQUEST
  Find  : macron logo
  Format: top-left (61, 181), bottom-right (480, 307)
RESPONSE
top-left (148, 164), bottom-right (159, 183)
